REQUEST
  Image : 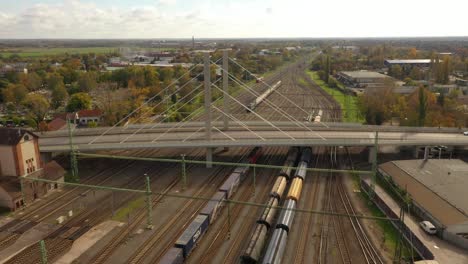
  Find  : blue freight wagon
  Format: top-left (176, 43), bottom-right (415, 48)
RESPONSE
top-left (175, 215), bottom-right (209, 258)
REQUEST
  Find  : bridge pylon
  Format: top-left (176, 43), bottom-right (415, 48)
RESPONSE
top-left (204, 52), bottom-right (213, 168)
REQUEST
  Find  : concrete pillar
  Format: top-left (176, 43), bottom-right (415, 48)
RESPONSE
top-left (368, 146), bottom-right (376, 163)
top-left (206, 148), bottom-right (213, 168)
top-left (204, 52), bottom-right (212, 168)
top-left (423, 146), bottom-right (430, 160)
top-left (413, 147), bottom-right (419, 159)
top-left (222, 49), bottom-right (230, 131)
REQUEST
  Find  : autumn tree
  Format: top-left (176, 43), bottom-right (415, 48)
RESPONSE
top-left (417, 86), bottom-right (427, 126)
top-left (66, 92), bottom-right (92, 112)
top-left (2, 83), bottom-right (27, 107)
top-left (77, 72), bottom-right (98, 92)
top-left (22, 94), bottom-right (50, 128)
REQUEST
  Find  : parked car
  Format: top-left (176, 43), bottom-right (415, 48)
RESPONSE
top-left (419, 221), bottom-right (437, 235)
top-left (464, 131), bottom-right (468, 136)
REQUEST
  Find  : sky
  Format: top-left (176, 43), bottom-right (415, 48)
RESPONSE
top-left (0, 0), bottom-right (467, 39)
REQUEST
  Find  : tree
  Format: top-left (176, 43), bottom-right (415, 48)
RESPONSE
top-left (408, 48), bottom-right (418, 59)
top-left (19, 72), bottom-right (42, 91)
top-left (51, 84), bottom-right (69, 109)
top-left (2, 83), bottom-right (27, 106)
top-left (47, 73), bottom-right (65, 91)
top-left (66, 92), bottom-right (92, 112)
top-left (417, 86), bottom-right (428, 126)
top-left (22, 94), bottom-right (50, 128)
top-left (77, 72), bottom-right (97, 92)
top-left (389, 65), bottom-right (403, 79)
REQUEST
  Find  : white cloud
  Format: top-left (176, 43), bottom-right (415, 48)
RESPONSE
top-left (0, 0), bottom-right (467, 38)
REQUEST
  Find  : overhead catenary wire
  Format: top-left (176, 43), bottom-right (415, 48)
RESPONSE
top-left (211, 83), bottom-right (296, 140)
top-left (229, 57), bottom-right (330, 129)
top-left (119, 77), bottom-right (211, 143)
top-left (226, 70), bottom-right (328, 140)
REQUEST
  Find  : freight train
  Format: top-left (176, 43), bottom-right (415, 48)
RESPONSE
top-left (241, 147), bottom-right (301, 264)
top-left (160, 147), bottom-right (263, 264)
top-left (247, 81), bottom-right (282, 112)
top-left (262, 147), bottom-right (311, 264)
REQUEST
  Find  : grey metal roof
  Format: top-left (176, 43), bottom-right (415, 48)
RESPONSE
top-left (385, 59), bottom-right (432, 64)
top-left (381, 159), bottom-right (468, 226)
top-left (340, 71), bottom-right (389, 79)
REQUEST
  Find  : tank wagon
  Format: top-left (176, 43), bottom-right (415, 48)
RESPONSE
top-left (241, 147), bottom-right (301, 264)
top-left (261, 147), bottom-right (312, 264)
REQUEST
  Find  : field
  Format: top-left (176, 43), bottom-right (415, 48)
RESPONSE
top-left (0, 47), bottom-right (120, 57)
top-left (307, 70), bottom-right (365, 123)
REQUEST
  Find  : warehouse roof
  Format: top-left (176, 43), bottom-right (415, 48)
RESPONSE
top-left (339, 71), bottom-right (389, 79)
top-left (385, 59), bottom-right (432, 64)
top-left (379, 159), bottom-right (468, 227)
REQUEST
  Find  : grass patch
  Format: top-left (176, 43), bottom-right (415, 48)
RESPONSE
top-left (353, 174), bottom-right (415, 261)
top-left (0, 47), bottom-right (118, 57)
top-left (112, 196), bottom-right (145, 222)
top-left (306, 70), bottom-right (364, 123)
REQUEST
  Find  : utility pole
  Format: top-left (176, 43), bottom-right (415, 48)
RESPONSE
top-left (370, 131), bottom-right (378, 200)
top-left (67, 117), bottom-right (78, 181)
top-left (145, 175), bottom-right (153, 229)
top-left (222, 49), bottom-right (230, 131)
top-left (181, 154), bottom-right (187, 190)
top-left (39, 240), bottom-right (47, 264)
top-left (204, 52), bottom-right (213, 168)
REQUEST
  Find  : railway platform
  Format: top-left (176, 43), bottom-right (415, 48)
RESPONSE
top-left (364, 178), bottom-right (468, 264)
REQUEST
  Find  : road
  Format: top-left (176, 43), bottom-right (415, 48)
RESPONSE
top-left (39, 129), bottom-right (468, 152)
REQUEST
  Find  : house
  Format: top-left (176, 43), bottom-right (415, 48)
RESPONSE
top-left (0, 63), bottom-right (28, 76)
top-left (0, 128), bottom-right (65, 211)
top-left (76, 109), bottom-right (102, 126)
top-left (54, 109), bottom-right (102, 127)
top-left (47, 117), bottom-right (69, 131)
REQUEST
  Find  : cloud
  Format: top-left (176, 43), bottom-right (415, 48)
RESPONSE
top-left (0, 0), bottom-right (467, 38)
top-left (157, 0), bottom-right (177, 6)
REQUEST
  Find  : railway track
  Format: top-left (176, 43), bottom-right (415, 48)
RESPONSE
top-left (88, 148), bottom-right (208, 264)
top-left (192, 147), bottom-right (284, 264)
top-left (292, 148), bottom-right (323, 264)
top-left (135, 148), bottom-right (254, 263)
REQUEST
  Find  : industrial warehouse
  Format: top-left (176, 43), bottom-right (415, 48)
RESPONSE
top-left (379, 159), bottom-right (468, 250)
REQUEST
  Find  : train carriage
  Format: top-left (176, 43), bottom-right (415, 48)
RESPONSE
top-left (286, 178), bottom-right (303, 202)
top-left (219, 172), bottom-right (241, 199)
top-left (159, 247), bottom-right (184, 264)
top-left (262, 228), bottom-right (288, 264)
top-left (294, 161), bottom-right (308, 181)
top-left (241, 223), bottom-right (268, 264)
top-left (199, 191), bottom-right (226, 224)
top-left (275, 199), bottom-right (296, 232)
top-left (175, 215), bottom-right (209, 258)
top-left (270, 176), bottom-right (287, 200)
top-left (257, 196), bottom-right (279, 229)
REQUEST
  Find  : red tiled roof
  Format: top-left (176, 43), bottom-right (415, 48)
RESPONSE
top-left (54, 112), bottom-right (78, 120)
top-left (48, 118), bottom-right (67, 131)
top-left (42, 161), bottom-right (65, 181)
top-left (77, 109), bottom-right (103, 117)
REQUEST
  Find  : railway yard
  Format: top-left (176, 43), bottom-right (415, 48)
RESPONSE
top-left (1, 57), bottom-right (410, 263)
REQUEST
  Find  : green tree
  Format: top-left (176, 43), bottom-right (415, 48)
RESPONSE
top-left (2, 83), bottom-right (27, 106)
top-left (389, 65), bottom-right (403, 79)
top-left (51, 84), bottom-right (69, 109)
top-left (19, 72), bottom-right (42, 91)
top-left (22, 94), bottom-right (50, 128)
top-left (418, 86), bottom-right (428, 126)
top-left (77, 72), bottom-right (97, 92)
top-left (66, 92), bottom-right (92, 112)
top-left (47, 73), bottom-right (65, 91)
